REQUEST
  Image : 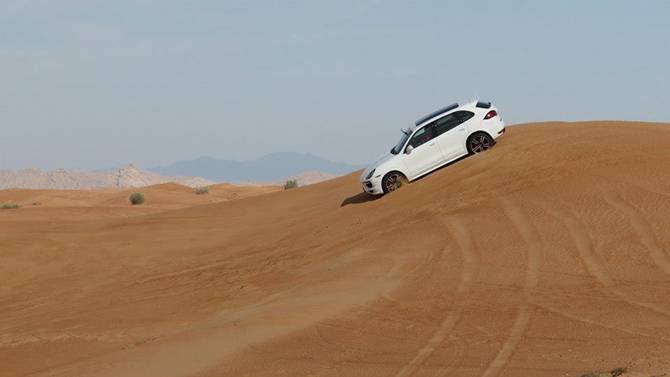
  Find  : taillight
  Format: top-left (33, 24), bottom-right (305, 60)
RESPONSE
top-left (484, 110), bottom-right (497, 120)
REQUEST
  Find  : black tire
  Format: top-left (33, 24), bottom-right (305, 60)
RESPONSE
top-left (466, 132), bottom-right (494, 155)
top-left (381, 171), bottom-right (406, 194)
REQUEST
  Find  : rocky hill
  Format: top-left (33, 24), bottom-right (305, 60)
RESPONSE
top-left (0, 165), bottom-right (214, 190)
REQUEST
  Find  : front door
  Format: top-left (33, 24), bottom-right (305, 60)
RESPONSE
top-left (402, 123), bottom-right (444, 179)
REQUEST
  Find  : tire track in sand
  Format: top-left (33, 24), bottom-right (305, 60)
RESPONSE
top-left (549, 208), bottom-right (670, 316)
top-left (539, 301), bottom-right (670, 342)
top-left (481, 199), bottom-right (541, 377)
top-left (604, 193), bottom-right (670, 277)
top-left (381, 247), bottom-right (444, 304)
top-left (395, 216), bottom-right (481, 377)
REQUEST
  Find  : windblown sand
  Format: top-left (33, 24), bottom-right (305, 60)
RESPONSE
top-left (2, 121), bottom-right (670, 376)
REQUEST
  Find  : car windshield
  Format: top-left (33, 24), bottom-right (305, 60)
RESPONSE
top-left (391, 129), bottom-right (411, 155)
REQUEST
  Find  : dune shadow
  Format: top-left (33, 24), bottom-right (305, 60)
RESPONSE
top-left (341, 192), bottom-right (381, 207)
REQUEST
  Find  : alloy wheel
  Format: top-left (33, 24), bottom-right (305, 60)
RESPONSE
top-left (470, 135), bottom-right (492, 154)
top-left (385, 173), bottom-right (403, 192)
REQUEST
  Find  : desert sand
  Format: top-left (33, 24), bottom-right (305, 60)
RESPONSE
top-left (0, 183), bottom-right (280, 229)
top-left (2, 121), bottom-right (670, 377)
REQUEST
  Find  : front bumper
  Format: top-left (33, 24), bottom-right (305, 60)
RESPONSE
top-left (361, 175), bottom-right (384, 195)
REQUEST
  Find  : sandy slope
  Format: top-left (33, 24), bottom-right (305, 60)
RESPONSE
top-left (2, 121), bottom-right (670, 377)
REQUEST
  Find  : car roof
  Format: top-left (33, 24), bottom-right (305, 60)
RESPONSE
top-left (411, 97), bottom-right (479, 131)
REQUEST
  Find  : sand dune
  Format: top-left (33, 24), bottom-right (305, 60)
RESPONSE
top-left (236, 170), bottom-right (338, 187)
top-left (0, 183), bottom-right (281, 228)
top-left (2, 121), bottom-right (670, 376)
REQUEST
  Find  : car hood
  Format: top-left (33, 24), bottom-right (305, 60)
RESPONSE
top-left (361, 152), bottom-right (395, 180)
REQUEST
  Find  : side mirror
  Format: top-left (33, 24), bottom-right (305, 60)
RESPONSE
top-left (405, 145), bottom-right (414, 154)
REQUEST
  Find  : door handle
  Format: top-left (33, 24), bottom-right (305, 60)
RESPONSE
top-left (459, 128), bottom-right (465, 132)
top-left (429, 142), bottom-right (436, 146)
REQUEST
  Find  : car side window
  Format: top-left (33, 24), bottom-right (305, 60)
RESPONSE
top-left (435, 111), bottom-right (475, 136)
top-left (434, 113), bottom-right (460, 136)
top-left (455, 111), bottom-right (475, 123)
top-left (407, 124), bottom-right (436, 150)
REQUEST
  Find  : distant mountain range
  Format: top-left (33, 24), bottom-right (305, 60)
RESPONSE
top-left (0, 165), bottom-right (213, 190)
top-left (0, 153), bottom-right (361, 190)
top-left (149, 152), bottom-right (362, 183)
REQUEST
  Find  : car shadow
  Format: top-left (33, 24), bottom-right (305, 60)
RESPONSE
top-left (340, 192), bottom-right (381, 207)
top-left (341, 153), bottom-right (474, 207)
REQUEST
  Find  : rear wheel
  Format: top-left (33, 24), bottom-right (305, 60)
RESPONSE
top-left (381, 172), bottom-right (406, 194)
top-left (467, 132), bottom-right (493, 155)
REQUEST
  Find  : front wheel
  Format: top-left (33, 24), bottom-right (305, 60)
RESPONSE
top-left (467, 133), bottom-right (494, 155)
top-left (381, 172), bottom-right (406, 194)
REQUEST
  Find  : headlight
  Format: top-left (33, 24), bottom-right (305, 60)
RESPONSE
top-left (365, 169), bottom-right (375, 180)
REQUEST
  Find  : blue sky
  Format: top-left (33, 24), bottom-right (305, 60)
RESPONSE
top-left (1, 0), bottom-right (668, 171)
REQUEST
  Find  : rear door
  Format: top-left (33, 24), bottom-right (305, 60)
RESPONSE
top-left (402, 123), bottom-right (444, 179)
top-left (434, 110), bottom-right (475, 160)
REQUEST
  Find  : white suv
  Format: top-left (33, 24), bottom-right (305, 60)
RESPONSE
top-left (361, 98), bottom-right (505, 195)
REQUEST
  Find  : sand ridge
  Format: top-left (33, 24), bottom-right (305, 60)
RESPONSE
top-left (2, 121), bottom-right (670, 376)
